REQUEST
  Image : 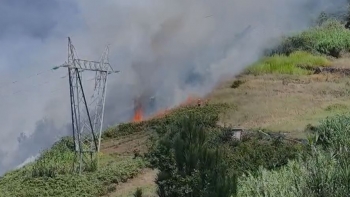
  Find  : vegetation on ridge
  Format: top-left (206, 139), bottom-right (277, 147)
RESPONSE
top-left (238, 114), bottom-right (350, 196)
top-left (246, 51), bottom-right (330, 75)
top-left (268, 20), bottom-right (350, 57)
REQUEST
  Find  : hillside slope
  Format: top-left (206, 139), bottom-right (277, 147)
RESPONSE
top-left (2, 54), bottom-right (349, 197)
top-left (212, 70), bottom-right (350, 138)
top-left (3, 19), bottom-right (350, 197)
top-left (108, 56), bottom-right (350, 196)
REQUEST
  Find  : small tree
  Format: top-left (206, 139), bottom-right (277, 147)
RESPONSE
top-left (133, 188), bottom-right (143, 197)
top-left (153, 114), bottom-right (237, 197)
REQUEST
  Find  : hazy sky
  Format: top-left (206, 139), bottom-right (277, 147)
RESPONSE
top-left (0, 0), bottom-right (347, 175)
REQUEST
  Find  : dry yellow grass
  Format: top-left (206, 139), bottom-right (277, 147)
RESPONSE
top-left (332, 57), bottom-right (350, 68)
top-left (209, 73), bottom-right (350, 138)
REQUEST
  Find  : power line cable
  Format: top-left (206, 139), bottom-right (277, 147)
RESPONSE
top-left (0, 84), bottom-right (69, 108)
top-left (0, 74), bottom-right (66, 99)
top-left (0, 67), bottom-right (63, 92)
top-left (0, 64), bottom-right (91, 98)
top-left (0, 38), bottom-right (105, 92)
top-left (0, 74), bottom-right (95, 100)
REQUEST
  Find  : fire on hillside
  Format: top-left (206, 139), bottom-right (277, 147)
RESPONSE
top-left (132, 94), bottom-right (207, 122)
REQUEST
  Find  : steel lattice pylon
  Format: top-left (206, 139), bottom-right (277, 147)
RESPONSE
top-left (56, 37), bottom-right (118, 174)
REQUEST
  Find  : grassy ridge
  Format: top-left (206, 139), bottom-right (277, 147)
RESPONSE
top-left (102, 103), bottom-right (229, 139)
top-left (246, 51), bottom-right (330, 75)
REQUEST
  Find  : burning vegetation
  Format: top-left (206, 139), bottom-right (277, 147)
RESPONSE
top-left (133, 99), bottom-right (144, 122)
top-left (132, 94), bottom-right (207, 122)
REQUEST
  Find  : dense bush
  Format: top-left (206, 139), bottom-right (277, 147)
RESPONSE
top-left (239, 148), bottom-right (350, 197)
top-left (268, 20), bottom-right (350, 57)
top-left (149, 115), bottom-right (237, 197)
top-left (222, 131), bottom-right (305, 176)
top-left (238, 160), bottom-right (305, 197)
top-left (238, 114), bottom-right (350, 197)
top-left (308, 114), bottom-right (350, 151)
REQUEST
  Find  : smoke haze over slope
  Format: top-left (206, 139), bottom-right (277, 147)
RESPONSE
top-left (0, 0), bottom-right (347, 175)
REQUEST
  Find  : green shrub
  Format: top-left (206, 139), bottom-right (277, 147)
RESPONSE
top-left (238, 114), bottom-right (350, 197)
top-left (230, 80), bottom-right (245, 88)
top-left (30, 136), bottom-right (101, 177)
top-left (216, 130), bottom-right (305, 176)
top-left (31, 137), bottom-right (75, 178)
top-left (303, 114), bottom-right (350, 196)
top-left (238, 148), bottom-right (350, 197)
top-left (0, 157), bottom-right (146, 197)
top-left (246, 51), bottom-right (330, 75)
top-left (150, 115), bottom-right (237, 197)
top-left (134, 188), bottom-right (143, 197)
top-left (238, 160), bottom-right (305, 197)
top-left (269, 19), bottom-right (350, 57)
top-left (309, 113), bottom-right (350, 150)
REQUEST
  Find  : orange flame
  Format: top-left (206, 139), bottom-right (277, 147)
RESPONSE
top-left (131, 94), bottom-right (207, 123)
top-left (133, 109), bottom-right (143, 122)
top-left (133, 107), bottom-right (143, 122)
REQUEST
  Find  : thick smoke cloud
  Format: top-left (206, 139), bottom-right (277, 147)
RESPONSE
top-left (0, 0), bottom-right (347, 175)
top-left (92, 0), bottom-right (347, 121)
top-left (0, 0), bottom-right (81, 174)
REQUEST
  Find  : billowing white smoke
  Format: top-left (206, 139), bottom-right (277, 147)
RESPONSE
top-left (80, 0), bottom-right (347, 122)
top-left (0, 0), bottom-right (347, 175)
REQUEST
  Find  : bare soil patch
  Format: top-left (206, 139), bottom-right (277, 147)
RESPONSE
top-left (104, 168), bottom-right (158, 197)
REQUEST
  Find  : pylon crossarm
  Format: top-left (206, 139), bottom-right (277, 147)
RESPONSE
top-left (54, 64), bottom-right (119, 74)
top-left (57, 64), bottom-right (110, 73)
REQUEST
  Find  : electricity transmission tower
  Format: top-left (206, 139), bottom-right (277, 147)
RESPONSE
top-left (55, 37), bottom-right (118, 174)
